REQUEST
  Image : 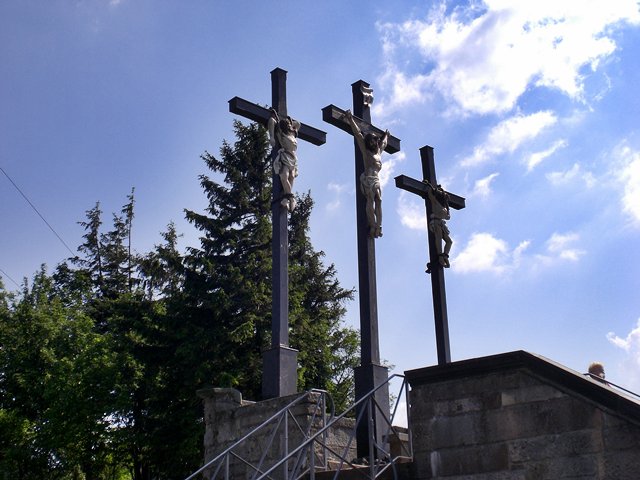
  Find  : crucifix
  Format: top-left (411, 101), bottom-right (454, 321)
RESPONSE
top-left (322, 81), bottom-right (401, 459)
top-left (229, 68), bottom-right (326, 399)
top-left (395, 146), bottom-right (465, 365)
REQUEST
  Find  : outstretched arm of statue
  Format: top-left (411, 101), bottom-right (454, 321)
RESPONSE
top-left (380, 129), bottom-right (389, 152)
top-left (343, 110), bottom-right (361, 136)
top-left (291, 118), bottom-right (301, 135)
top-left (268, 110), bottom-right (278, 148)
top-left (343, 110), bottom-right (366, 153)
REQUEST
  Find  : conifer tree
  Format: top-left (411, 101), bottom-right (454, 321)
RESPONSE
top-left (184, 120), bottom-right (358, 404)
top-left (288, 194), bottom-right (359, 411)
top-left (184, 120), bottom-right (273, 397)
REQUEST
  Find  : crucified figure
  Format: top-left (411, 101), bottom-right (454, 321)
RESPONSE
top-left (424, 180), bottom-right (452, 270)
top-left (343, 109), bottom-right (389, 238)
top-left (268, 108), bottom-right (301, 212)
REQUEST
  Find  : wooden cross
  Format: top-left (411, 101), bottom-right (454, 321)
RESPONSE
top-left (229, 68), bottom-right (326, 399)
top-left (322, 81), bottom-right (400, 459)
top-left (395, 146), bottom-right (465, 365)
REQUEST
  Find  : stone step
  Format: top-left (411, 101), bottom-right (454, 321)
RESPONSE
top-left (303, 460), bottom-right (413, 480)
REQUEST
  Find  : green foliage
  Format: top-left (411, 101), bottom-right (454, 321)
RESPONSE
top-left (184, 120), bottom-right (274, 399)
top-left (288, 193), bottom-right (358, 411)
top-left (184, 120), bottom-right (357, 405)
top-left (0, 120), bottom-right (359, 479)
top-left (0, 267), bottom-right (120, 478)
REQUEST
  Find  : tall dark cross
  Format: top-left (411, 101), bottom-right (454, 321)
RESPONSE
top-left (395, 146), bottom-right (465, 365)
top-left (229, 68), bottom-right (326, 399)
top-left (322, 81), bottom-right (401, 458)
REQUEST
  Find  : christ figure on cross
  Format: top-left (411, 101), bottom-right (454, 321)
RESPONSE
top-left (343, 109), bottom-right (389, 238)
top-left (268, 108), bottom-right (301, 212)
top-left (424, 180), bottom-right (453, 270)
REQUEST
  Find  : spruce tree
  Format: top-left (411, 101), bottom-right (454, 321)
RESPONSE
top-left (184, 120), bottom-right (273, 398)
top-left (184, 120), bottom-right (357, 404)
top-left (288, 194), bottom-right (358, 412)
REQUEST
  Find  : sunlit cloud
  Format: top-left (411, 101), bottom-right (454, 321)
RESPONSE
top-left (461, 111), bottom-right (557, 167)
top-left (607, 319), bottom-right (640, 389)
top-left (546, 163), bottom-right (596, 188)
top-left (472, 172), bottom-right (500, 198)
top-left (545, 231), bottom-right (586, 261)
top-left (454, 232), bottom-right (528, 275)
top-left (455, 230), bottom-right (585, 274)
top-left (326, 182), bottom-right (351, 212)
top-left (380, 151), bottom-right (406, 188)
top-left (397, 191), bottom-right (425, 230)
top-left (526, 139), bottom-right (568, 172)
top-left (613, 144), bottom-right (640, 226)
top-left (376, 1), bottom-right (640, 116)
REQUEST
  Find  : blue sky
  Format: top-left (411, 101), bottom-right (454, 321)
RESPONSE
top-left (2, 1), bottom-right (640, 394)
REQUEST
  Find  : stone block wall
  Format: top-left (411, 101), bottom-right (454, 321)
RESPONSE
top-left (197, 388), bottom-right (356, 479)
top-left (405, 351), bottom-right (640, 480)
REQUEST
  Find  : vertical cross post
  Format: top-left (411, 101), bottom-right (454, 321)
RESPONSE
top-left (267, 68), bottom-right (295, 399)
top-left (229, 68), bottom-right (326, 398)
top-left (322, 82), bottom-right (401, 459)
top-left (395, 146), bottom-right (465, 365)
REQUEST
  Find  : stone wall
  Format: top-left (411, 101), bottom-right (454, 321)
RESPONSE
top-left (405, 351), bottom-right (640, 480)
top-left (197, 388), bottom-right (356, 479)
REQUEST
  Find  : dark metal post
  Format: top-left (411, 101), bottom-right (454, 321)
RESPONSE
top-left (262, 68), bottom-right (298, 399)
top-left (394, 146), bottom-right (466, 366)
top-left (420, 146), bottom-right (451, 365)
top-left (229, 68), bottom-right (326, 399)
top-left (322, 82), bottom-right (401, 458)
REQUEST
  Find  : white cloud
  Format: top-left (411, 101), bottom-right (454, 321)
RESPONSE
top-left (462, 111), bottom-right (557, 167)
top-left (455, 230), bottom-right (584, 274)
top-left (607, 318), bottom-right (640, 391)
top-left (526, 139), bottom-right (568, 172)
top-left (545, 231), bottom-right (586, 261)
top-left (377, 1), bottom-right (640, 116)
top-left (397, 191), bottom-right (426, 230)
top-left (472, 172), bottom-right (500, 198)
top-left (380, 151), bottom-right (406, 189)
top-left (512, 240), bottom-right (531, 268)
top-left (546, 162), bottom-right (596, 187)
top-left (454, 232), bottom-right (519, 274)
top-left (326, 182), bottom-right (351, 212)
top-left (615, 145), bottom-right (640, 226)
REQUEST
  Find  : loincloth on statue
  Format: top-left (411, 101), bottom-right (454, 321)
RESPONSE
top-left (359, 173), bottom-right (381, 199)
top-left (273, 148), bottom-right (298, 177)
top-left (429, 216), bottom-right (449, 235)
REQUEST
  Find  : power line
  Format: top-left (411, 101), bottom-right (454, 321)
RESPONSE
top-left (0, 267), bottom-right (20, 289)
top-left (1, 166), bottom-right (76, 257)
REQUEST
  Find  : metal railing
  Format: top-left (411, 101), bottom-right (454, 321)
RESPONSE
top-left (253, 374), bottom-right (412, 480)
top-left (185, 389), bottom-right (334, 480)
top-left (584, 373), bottom-right (640, 399)
top-left (185, 375), bottom-right (412, 480)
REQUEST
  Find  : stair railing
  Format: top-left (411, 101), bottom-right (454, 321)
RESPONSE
top-left (185, 374), bottom-right (412, 480)
top-left (256, 373), bottom-right (412, 480)
top-left (184, 388), bottom-right (334, 480)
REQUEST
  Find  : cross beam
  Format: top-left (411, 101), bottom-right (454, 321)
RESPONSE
top-left (394, 145), bottom-right (465, 365)
top-left (229, 68), bottom-right (326, 399)
top-left (322, 104), bottom-right (401, 153)
top-left (230, 96), bottom-right (326, 145)
top-left (322, 80), bottom-right (400, 459)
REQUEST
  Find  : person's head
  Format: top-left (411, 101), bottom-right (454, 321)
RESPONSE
top-left (434, 185), bottom-right (449, 206)
top-left (588, 362), bottom-right (605, 379)
top-left (364, 133), bottom-right (379, 152)
top-left (279, 117), bottom-right (294, 134)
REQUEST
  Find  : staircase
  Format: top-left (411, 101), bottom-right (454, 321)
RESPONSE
top-left (186, 375), bottom-right (413, 480)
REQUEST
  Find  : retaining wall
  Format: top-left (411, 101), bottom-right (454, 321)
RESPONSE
top-left (405, 351), bottom-right (640, 480)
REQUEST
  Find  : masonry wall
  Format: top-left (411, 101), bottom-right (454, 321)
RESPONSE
top-left (198, 388), bottom-right (356, 479)
top-left (406, 351), bottom-right (640, 480)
